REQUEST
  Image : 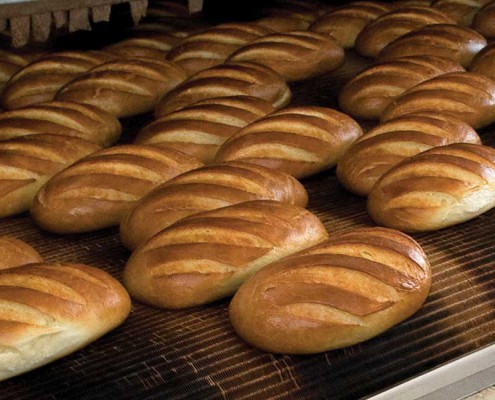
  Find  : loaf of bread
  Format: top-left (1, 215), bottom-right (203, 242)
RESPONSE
top-left (368, 143), bottom-right (495, 232)
top-left (472, 1), bottom-right (495, 38)
top-left (336, 112), bottom-right (481, 196)
top-left (355, 6), bottom-right (455, 58)
top-left (123, 200), bottom-right (329, 309)
top-left (1, 51), bottom-right (116, 110)
top-left (378, 24), bottom-right (487, 68)
top-left (0, 236), bottom-right (42, 270)
top-left (135, 96), bottom-right (275, 164)
top-left (55, 59), bottom-right (187, 118)
top-left (227, 31), bottom-right (345, 82)
top-left (104, 32), bottom-right (180, 59)
top-left (128, 20), bottom-right (208, 39)
top-left (431, 0), bottom-right (490, 25)
top-left (338, 55), bottom-right (464, 120)
top-left (257, 0), bottom-right (326, 30)
top-left (0, 262), bottom-right (131, 381)
top-left (214, 106), bottom-right (363, 179)
top-left (31, 145), bottom-right (203, 234)
top-left (0, 134), bottom-right (100, 218)
top-left (229, 226), bottom-right (431, 354)
top-left (166, 23), bottom-right (274, 75)
top-left (470, 43), bottom-right (495, 81)
top-left (254, 14), bottom-right (313, 32)
top-left (155, 62), bottom-right (291, 117)
top-left (309, 2), bottom-right (392, 49)
top-left (0, 48), bottom-right (46, 92)
top-left (381, 72), bottom-right (495, 129)
top-left (119, 161), bottom-right (308, 250)
top-left (0, 101), bottom-right (121, 147)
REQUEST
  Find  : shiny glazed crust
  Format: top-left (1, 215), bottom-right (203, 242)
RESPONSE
top-left (227, 30), bottom-right (345, 82)
top-left (31, 145), bottom-right (203, 233)
top-left (0, 262), bottom-right (131, 381)
top-left (381, 71), bottom-right (495, 129)
top-left (368, 143), bottom-right (495, 231)
top-left (1, 51), bottom-right (116, 110)
top-left (0, 101), bottom-right (122, 147)
top-left (0, 134), bottom-right (100, 218)
top-left (55, 59), bottom-right (187, 118)
top-left (229, 227), bottom-right (431, 354)
top-left (309, 1), bottom-right (392, 48)
top-left (154, 62), bottom-right (291, 117)
top-left (336, 112), bottom-right (481, 196)
top-left (214, 106), bottom-right (363, 178)
top-left (119, 161), bottom-right (309, 250)
top-left (472, 1), bottom-right (495, 38)
top-left (338, 55), bottom-right (464, 120)
top-left (123, 200), bottom-right (329, 309)
top-left (355, 6), bottom-right (455, 58)
top-left (431, 0), bottom-right (491, 25)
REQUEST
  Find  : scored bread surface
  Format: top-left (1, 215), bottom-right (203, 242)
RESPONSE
top-left (368, 143), bottom-right (495, 232)
top-left (381, 71), bottom-right (495, 129)
top-left (0, 51), bottom-right (116, 110)
top-left (336, 112), bottom-right (481, 196)
top-left (56, 59), bottom-right (187, 118)
top-left (338, 55), bottom-right (464, 120)
top-left (119, 161), bottom-right (308, 250)
top-left (227, 30), bottom-right (345, 82)
top-left (155, 62), bottom-right (291, 117)
top-left (0, 262), bottom-right (131, 381)
top-left (0, 236), bottom-right (43, 270)
top-left (0, 134), bottom-right (100, 218)
top-left (355, 6), bottom-right (455, 58)
top-left (0, 101), bottom-right (122, 147)
top-left (214, 106), bottom-right (363, 178)
top-left (31, 145), bottom-right (203, 234)
top-left (431, 0), bottom-right (491, 25)
top-left (229, 227), bottom-right (431, 354)
top-left (472, 1), bottom-right (495, 38)
top-left (123, 200), bottom-right (329, 309)
top-left (135, 96), bottom-right (275, 164)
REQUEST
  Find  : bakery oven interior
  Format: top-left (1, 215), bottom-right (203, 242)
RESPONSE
top-left (0, 0), bottom-right (495, 399)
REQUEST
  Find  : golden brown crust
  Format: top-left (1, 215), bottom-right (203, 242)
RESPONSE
top-left (391, 0), bottom-right (432, 7)
top-left (368, 143), bottom-right (495, 232)
top-left (166, 23), bottom-right (274, 75)
top-left (470, 43), bottom-right (495, 80)
top-left (123, 200), bottom-right (329, 309)
top-left (55, 59), bottom-right (187, 118)
top-left (472, 1), bottom-right (495, 38)
top-left (355, 6), bottom-right (455, 58)
top-left (214, 106), bottom-right (363, 178)
top-left (227, 30), bottom-right (345, 82)
top-left (135, 96), bottom-right (275, 164)
top-left (431, 0), bottom-right (491, 25)
top-left (309, 1), bottom-right (392, 48)
top-left (0, 101), bottom-right (122, 147)
top-left (229, 227), bottom-right (431, 354)
top-left (0, 48), bottom-right (46, 91)
top-left (378, 24), bottom-right (487, 68)
top-left (338, 55), bottom-right (464, 120)
top-left (0, 262), bottom-right (131, 381)
top-left (254, 15), bottom-right (312, 32)
top-left (104, 33), bottom-right (180, 59)
top-left (31, 145), bottom-right (203, 234)
top-left (0, 236), bottom-right (42, 270)
top-left (1, 51), bottom-right (116, 110)
top-left (336, 112), bottom-right (481, 196)
top-left (381, 71), bottom-right (495, 128)
top-left (119, 161), bottom-right (309, 250)
top-left (0, 134), bottom-right (100, 218)
top-left (154, 62), bottom-right (291, 117)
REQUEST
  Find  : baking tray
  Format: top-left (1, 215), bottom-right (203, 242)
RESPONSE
top-left (1, 50), bottom-right (495, 400)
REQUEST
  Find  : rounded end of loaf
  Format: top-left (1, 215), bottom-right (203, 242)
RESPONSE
top-left (229, 227), bottom-right (432, 354)
top-left (0, 236), bottom-right (43, 270)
